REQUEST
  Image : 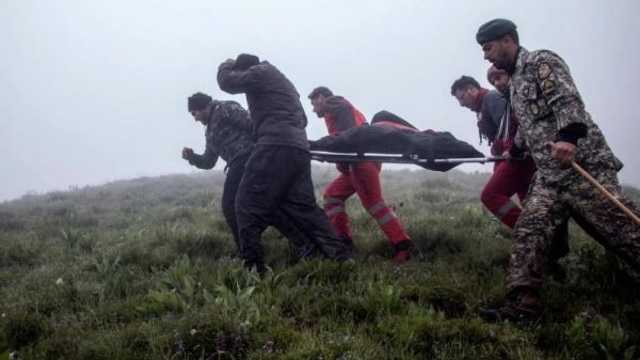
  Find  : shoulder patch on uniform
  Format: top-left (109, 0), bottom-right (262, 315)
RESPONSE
top-left (537, 63), bottom-right (552, 79)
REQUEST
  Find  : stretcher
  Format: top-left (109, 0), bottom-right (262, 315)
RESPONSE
top-left (310, 150), bottom-right (504, 166)
top-left (309, 110), bottom-right (504, 171)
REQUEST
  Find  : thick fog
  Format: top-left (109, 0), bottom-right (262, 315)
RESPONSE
top-left (2, 0), bottom-right (638, 201)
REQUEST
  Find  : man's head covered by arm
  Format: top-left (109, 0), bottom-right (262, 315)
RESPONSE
top-left (232, 53), bottom-right (260, 71)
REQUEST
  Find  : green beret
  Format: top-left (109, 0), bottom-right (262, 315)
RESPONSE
top-left (476, 19), bottom-right (517, 45)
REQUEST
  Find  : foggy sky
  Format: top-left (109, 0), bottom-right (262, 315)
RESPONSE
top-left (2, 0), bottom-right (639, 201)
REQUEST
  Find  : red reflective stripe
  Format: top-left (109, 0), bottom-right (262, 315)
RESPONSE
top-left (324, 197), bottom-right (344, 206)
top-left (326, 206), bottom-right (346, 217)
top-left (367, 201), bottom-right (387, 215)
top-left (496, 200), bottom-right (518, 218)
top-left (377, 212), bottom-right (396, 225)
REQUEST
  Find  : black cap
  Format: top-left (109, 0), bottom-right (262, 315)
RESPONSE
top-left (188, 92), bottom-right (212, 112)
top-left (476, 18), bottom-right (517, 45)
top-left (233, 53), bottom-right (260, 71)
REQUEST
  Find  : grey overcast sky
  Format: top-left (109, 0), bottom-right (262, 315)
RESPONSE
top-left (1, 0), bottom-right (639, 201)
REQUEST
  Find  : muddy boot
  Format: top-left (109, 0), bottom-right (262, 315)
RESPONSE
top-left (480, 287), bottom-right (542, 324)
top-left (392, 239), bottom-right (415, 264)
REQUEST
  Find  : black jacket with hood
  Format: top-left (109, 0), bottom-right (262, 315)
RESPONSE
top-left (217, 56), bottom-right (309, 150)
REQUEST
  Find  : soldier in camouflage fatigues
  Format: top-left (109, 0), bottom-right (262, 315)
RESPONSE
top-left (183, 93), bottom-right (316, 260)
top-left (475, 19), bottom-right (640, 322)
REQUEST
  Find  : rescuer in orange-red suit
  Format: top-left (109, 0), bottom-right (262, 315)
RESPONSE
top-left (308, 86), bottom-right (414, 263)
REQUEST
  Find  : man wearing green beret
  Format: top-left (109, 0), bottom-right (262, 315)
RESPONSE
top-left (475, 18), bottom-right (640, 322)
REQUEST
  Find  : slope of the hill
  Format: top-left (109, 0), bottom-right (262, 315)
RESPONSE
top-left (1, 166), bottom-right (639, 359)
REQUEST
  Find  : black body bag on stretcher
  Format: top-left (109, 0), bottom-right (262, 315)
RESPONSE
top-left (310, 111), bottom-right (485, 172)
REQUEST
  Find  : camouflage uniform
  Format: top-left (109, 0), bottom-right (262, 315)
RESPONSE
top-left (187, 100), bottom-right (253, 169)
top-left (507, 47), bottom-right (640, 293)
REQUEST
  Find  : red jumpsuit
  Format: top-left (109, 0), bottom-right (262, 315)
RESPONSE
top-left (476, 92), bottom-right (536, 228)
top-left (320, 97), bottom-right (411, 250)
top-left (481, 147), bottom-right (536, 228)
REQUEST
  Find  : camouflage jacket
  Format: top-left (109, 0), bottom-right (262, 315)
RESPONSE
top-left (510, 47), bottom-right (622, 183)
top-left (188, 100), bottom-right (254, 169)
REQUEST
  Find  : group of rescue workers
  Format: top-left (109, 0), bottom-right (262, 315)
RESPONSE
top-left (181, 18), bottom-right (640, 323)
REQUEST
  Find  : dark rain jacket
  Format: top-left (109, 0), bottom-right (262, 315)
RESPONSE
top-left (476, 90), bottom-right (507, 145)
top-left (321, 96), bottom-right (367, 135)
top-left (187, 100), bottom-right (254, 169)
top-left (217, 60), bottom-right (309, 150)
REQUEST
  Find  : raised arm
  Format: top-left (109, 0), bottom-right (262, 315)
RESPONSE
top-left (186, 140), bottom-right (219, 170)
top-left (217, 60), bottom-right (265, 95)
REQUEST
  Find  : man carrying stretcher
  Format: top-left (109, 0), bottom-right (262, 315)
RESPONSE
top-left (308, 86), bottom-right (414, 263)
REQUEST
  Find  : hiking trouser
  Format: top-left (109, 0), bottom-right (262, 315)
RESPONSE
top-left (481, 158), bottom-right (536, 228)
top-left (222, 153), bottom-right (316, 259)
top-left (235, 145), bottom-right (351, 270)
top-left (323, 161), bottom-right (410, 246)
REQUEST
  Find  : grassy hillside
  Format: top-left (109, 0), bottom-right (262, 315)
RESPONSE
top-left (1, 166), bottom-right (639, 359)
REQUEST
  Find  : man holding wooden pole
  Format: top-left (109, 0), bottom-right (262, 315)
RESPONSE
top-left (475, 18), bottom-right (640, 322)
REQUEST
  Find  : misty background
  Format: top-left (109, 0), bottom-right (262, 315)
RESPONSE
top-left (2, 0), bottom-right (638, 202)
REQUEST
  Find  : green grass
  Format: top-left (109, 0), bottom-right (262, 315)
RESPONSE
top-left (1, 168), bottom-right (639, 359)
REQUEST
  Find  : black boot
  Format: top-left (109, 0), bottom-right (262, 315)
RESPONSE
top-left (340, 235), bottom-right (356, 256)
top-left (480, 287), bottom-right (542, 324)
top-left (244, 260), bottom-right (266, 275)
top-left (392, 239), bottom-right (415, 264)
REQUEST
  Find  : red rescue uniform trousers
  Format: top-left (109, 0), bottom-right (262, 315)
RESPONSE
top-left (323, 161), bottom-right (410, 245)
top-left (480, 158), bottom-right (536, 228)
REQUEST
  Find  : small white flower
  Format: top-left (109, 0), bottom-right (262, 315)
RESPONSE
top-left (55, 278), bottom-right (64, 286)
top-left (1, 312), bottom-right (5, 318)
top-left (190, 329), bottom-right (197, 336)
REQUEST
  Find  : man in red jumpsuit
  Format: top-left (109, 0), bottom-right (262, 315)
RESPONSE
top-left (308, 86), bottom-right (414, 263)
top-left (451, 72), bottom-right (536, 228)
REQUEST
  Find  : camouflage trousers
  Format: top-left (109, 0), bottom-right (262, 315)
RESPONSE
top-left (507, 167), bottom-right (640, 292)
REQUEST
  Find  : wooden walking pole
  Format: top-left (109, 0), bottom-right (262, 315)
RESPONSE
top-left (571, 161), bottom-right (640, 226)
